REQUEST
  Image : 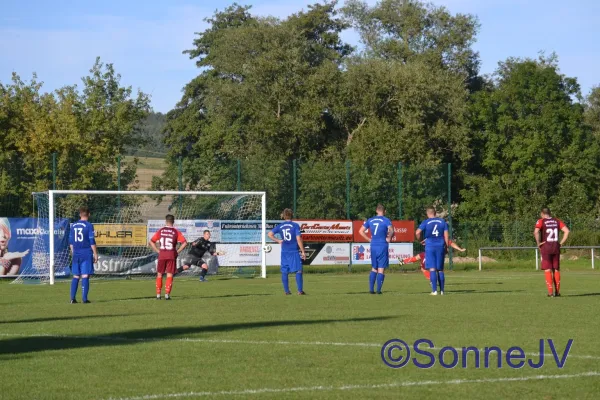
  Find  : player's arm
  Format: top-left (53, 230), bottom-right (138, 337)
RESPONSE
top-left (415, 221), bottom-right (425, 241)
top-left (295, 227), bottom-right (306, 260)
top-left (359, 224), bottom-right (371, 242)
top-left (386, 224), bottom-right (394, 243)
top-left (533, 220), bottom-right (543, 247)
top-left (149, 232), bottom-right (160, 254)
top-left (559, 221), bottom-right (570, 246)
top-left (268, 229), bottom-right (283, 245)
top-left (176, 232), bottom-right (187, 254)
top-left (443, 221), bottom-right (449, 247)
top-left (449, 241), bottom-right (466, 252)
top-left (89, 224), bottom-right (98, 263)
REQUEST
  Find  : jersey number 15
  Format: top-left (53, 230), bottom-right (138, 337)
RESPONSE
top-left (160, 237), bottom-right (174, 250)
top-left (282, 229), bottom-right (292, 241)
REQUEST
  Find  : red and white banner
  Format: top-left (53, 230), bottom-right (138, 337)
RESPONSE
top-left (352, 220), bottom-right (415, 243)
top-left (296, 220), bottom-right (353, 242)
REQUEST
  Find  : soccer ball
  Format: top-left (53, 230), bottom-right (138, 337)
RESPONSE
top-left (263, 245), bottom-right (272, 253)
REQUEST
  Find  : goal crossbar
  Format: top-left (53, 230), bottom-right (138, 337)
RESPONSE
top-left (45, 190), bottom-right (267, 284)
top-left (478, 246), bottom-right (600, 271)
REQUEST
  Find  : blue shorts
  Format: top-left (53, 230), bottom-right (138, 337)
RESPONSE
top-left (281, 252), bottom-right (302, 274)
top-left (425, 247), bottom-right (445, 271)
top-left (370, 244), bottom-right (389, 269)
top-left (72, 254), bottom-right (94, 276)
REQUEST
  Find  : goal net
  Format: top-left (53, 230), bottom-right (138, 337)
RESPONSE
top-left (13, 190), bottom-right (266, 284)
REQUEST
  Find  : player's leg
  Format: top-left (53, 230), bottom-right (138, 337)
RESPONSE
top-left (552, 254), bottom-right (561, 296)
top-left (376, 247), bottom-right (388, 294)
top-left (199, 264), bottom-right (208, 281)
top-left (165, 261), bottom-right (177, 299)
top-left (436, 248), bottom-right (446, 294)
top-left (281, 254), bottom-right (291, 294)
top-left (541, 255), bottom-right (554, 296)
top-left (293, 253), bottom-right (305, 295)
top-left (425, 248), bottom-right (438, 294)
top-left (369, 247), bottom-right (379, 294)
top-left (156, 260), bottom-right (166, 299)
top-left (70, 258), bottom-right (81, 303)
top-left (422, 266), bottom-right (430, 280)
top-left (80, 255), bottom-right (93, 303)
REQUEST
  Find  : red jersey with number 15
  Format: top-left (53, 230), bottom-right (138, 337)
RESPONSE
top-left (535, 218), bottom-right (566, 255)
top-left (151, 227), bottom-right (186, 260)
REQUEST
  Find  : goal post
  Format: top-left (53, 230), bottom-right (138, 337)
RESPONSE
top-left (19, 190), bottom-right (267, 285)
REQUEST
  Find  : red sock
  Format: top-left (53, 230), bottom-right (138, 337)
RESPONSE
top-left (404, 257), bottom-right (418, 264)
top-left (166, 276), bottom-right (173, 294)
top-left (422, 269), bottom-right (430, 280)
top-left (544, 270), bottom-right (554, 295)
top-left (156, 276), bottom-right (163, 295)
top-left (553, 270), bottom-right (561, 294)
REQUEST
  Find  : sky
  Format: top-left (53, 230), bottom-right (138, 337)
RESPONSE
top-left (1, 0), bottom-right (599, 113)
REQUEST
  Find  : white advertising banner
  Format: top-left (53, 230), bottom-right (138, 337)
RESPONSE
top-left (148, 220), bottom-right (222, 242)
top-left (350, 243), bottom-right (413, 264)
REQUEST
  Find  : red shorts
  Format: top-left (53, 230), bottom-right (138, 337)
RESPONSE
top-left (541, 253), bottom-right (560, 270)
top-left (157, 259), bottom-right (177, 275)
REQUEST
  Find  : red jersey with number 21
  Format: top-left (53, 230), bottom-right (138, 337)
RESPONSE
top-left (535, 218), bottom-right (565, 255)
top-left (151, 227), bottom-right (186, 260)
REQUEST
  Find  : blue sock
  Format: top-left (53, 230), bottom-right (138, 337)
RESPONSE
top-left (376, 273), bottom-right (385, 292)
top-left (438, 272), bottom-right (445, 292)
top-left (70, 278), bottom-right (79, 300)
top-left (369, 271), bottom-right (377, 292)
top-left (430, 271), bottom-right (438, 292)
top-left (282, 273), bottom-right (290, 293)
top-left (296, 272), bottom-right (303, 293)
top-left (82, 277), bottom-right (90, 301)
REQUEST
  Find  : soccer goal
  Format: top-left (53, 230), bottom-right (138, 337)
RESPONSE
top-left (13, 190), bottom-right (267, 284)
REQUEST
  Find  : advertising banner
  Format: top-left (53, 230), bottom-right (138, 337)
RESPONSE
top-left (221, 221), bottom-right (282, 243)
top-left (94, 224), bottom-right (147, 247)
top-left (0, 218), bottom-right (36, 277)
top-left (295, 220), bottom-right (353, 242)
top-left (352, 220), bottom-right (415, 243)
top-left (351, 243), bottom-right (413, 264)
top-left (148, 220), bottom-right (222, 242)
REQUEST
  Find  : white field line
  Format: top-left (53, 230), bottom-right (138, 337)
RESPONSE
top-left (104, 371), bottom-right (600, 400)
top-left (1, 332), bottom-right (599, 360)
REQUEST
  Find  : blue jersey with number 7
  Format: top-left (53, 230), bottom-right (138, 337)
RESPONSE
top-left (418, 218), bottom-right (448, 248)
top-left (271, 221), bottom-right (301, 253)
top-left (363, 216), bottom-right (392, 245)
top-left (69, 220), bottom-right (96, 256)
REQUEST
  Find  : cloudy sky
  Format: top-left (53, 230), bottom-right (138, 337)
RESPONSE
top-left (1, 0), bottom-right (598, 112)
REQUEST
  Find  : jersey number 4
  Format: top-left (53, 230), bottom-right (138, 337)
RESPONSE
top-left (432, 225), bottom-right (439, 237)
top-left (282, 229), bottom-right (292, 241)
top-left (74, 228), bottom-right (84, 242)
top-left (546, 228), bottom-right (558, 242)
top-left (160, 237), bottom-right (174, 250)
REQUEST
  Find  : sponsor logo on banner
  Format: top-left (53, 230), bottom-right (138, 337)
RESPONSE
top-left (221, 221), bottom-right (280, 243)
top-left (309, 243), bottom-right (350, 265)
top-left (148, 220), bottom-right (222, 242)
top-left (296, 220), bottom-right (353, 242)
top-left (351, 243), bottom-right (413, 264)
top-left (215, 243), bottom-right (262, 266)
top-left (93, 224), bottom-right (147, 247)
top-left (352, 221), bottom-right (415, 243)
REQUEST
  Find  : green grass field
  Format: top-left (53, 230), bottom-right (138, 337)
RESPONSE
top-left (1, 264), bottom-right (599, 400)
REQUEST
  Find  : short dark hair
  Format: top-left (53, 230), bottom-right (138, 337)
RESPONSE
top-left (203, 229), bottom-right (210, 235)
top-left (79, 206), bottom-right (90, 216)
top-left (282, 208), bottom-right (293, 220)
top-left (376, 204), bottom-right (385, 212)
top-left (165, 214), bottom-right (175, 223)
top-left (541, 207), bottom-right (551, 216)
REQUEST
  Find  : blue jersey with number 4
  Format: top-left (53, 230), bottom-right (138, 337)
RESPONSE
top-left (271, 221), bottom-right (301, 253)
top-left (363, 216), bottom-right (392, 245)
top-left (69, 220), bottom-right (96, 256)
top-left (419, 218), bottom-right (448, 248)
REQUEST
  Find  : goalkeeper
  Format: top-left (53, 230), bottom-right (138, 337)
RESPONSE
top-left (178, 230), bottom-right (220, 281)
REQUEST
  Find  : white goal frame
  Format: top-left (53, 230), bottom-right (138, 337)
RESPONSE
top-left (46, 190), bottom-right (267, 284)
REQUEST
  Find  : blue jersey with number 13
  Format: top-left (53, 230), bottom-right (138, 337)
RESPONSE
top-left (271, 221), bottom-right (301, 252)
top-left (418, 218), bottom-right (448, 248)
top-left (69, 220), bottom-right (96, 256)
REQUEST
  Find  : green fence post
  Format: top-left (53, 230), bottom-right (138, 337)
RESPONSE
top-left (345, 160), bottom-right (351, 220)
top-left (178, 157), bottom-right (183, 217)
top-left (117, 155), bottom-right (121, 210)
top-left (237, 159), bottom-right (241, 191)
top-left (447, 163), bottom-right (453, 270)
top-left (52, 152), bottom-right (57, 190)
top-left (398, 162), bottom-right (403, 220)
top-left (293, 159), bottom-right (297, 216)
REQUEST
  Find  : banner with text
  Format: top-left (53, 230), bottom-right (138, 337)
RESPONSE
top-left (148, 220), bottom-right (222, 242)
top-left (351, 243), bottom-right (413, 264)
top-left (352, 220), bottom-right (415, 243)
top-left (296, 220), bottom-right (353, 242)
top-left (94, 224), bottom-right (148, 247)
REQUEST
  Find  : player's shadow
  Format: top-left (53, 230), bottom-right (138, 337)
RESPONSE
top-left (564, 292), bottom-right (600, 297)
top-left (447, 289), bottom-right (525, 294)
top-left (446, 282), bottom-right (504, 286)
top-left (0, 314), bottom-right (141, 325)
top-left (0, 316), bottom-right (395, 356)
top-left (94, 293), bottom-right (274, 302)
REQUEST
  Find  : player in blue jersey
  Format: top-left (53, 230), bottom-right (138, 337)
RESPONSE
top-left (415, 206), bottom-right (449, 295)
top-left (268, 208), bottom-right (307, 295)
top-left (359, 204), bottom-right (394, 294)
top-left (69, 207), bottom-right (98, 304)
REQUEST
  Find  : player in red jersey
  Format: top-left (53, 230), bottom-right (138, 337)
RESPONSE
top-left (399, 240), bottom-right (466, 279)
top-left (534, 207), bottom-right (569, 297)
top-left (149, 214), bottom-right (187, 300)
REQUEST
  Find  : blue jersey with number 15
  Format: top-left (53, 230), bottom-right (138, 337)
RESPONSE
top-left (271, 221), bottom-right (301, 253)
top-left (69, 220), bottom-right (96, 256)
top-left (364, 216), bottom-right (392, 245)
top-left (418, 218), bottom-right (448, 248)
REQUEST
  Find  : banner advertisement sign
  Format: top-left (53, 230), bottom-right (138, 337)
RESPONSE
top-left (148, 220), bottom-right (222, 242)
top-left (295, 220), bottom-right (353, 242)
top-left (0, 218), bottom-right (36, 277)
top-left (94, 224), bottom-right (147, 247)
top-left (351, 243), bottom-right (413, 264)
top-left (352, 221), bottom-right (415, 243)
